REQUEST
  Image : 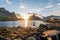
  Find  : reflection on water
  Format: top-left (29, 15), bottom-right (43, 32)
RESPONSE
top-left (25, 19), bottom-right (28, 27)
top-left (0, 20), bottom-right (45, 27)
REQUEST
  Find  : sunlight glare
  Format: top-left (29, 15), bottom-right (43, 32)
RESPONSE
top-left (17, 17), bottom-right (20, 18)
top-left (22, 14), bottom-right (29, 27)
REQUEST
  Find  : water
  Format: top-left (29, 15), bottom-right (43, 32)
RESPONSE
top-left (0, 20), bottom-right (45, 28)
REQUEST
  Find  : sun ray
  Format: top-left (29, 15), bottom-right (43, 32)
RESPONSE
top-left (22, 14), bottom-right (29, 27)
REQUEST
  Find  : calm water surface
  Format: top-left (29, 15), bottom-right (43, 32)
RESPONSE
top-left (0, 20), bottom-right (45, 28)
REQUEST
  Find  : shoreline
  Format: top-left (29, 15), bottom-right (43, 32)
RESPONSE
top-left (0, 26), bottom-right (60, 40)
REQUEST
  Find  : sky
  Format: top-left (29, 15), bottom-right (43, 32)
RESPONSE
top-left (0, 0), bottom-right (60, 16)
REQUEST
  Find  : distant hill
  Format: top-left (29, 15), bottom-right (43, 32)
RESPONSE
top-left (43, 15), bottom-right (60, 19)
top-left (0, 7), bottom-right (17, 21)
top-left (43, 15), bottom-right (60, 22)
top-left (28, 14), bottom-right (42, 20)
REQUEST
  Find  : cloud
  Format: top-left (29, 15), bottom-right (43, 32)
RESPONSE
top-left (29, 8), bottom-right (45, 13)
top-left (0, 5), bottom-right (5, 7)
top-left (45, 5), bottom-right (53, 8)
top-left (19, 5), bottom-right (26, 9)
top-left (19, 3), bottom-right (26, 10)
top-left (30, 5), bottom-right (54, 13)
top-left (57, 3), bottom-right (60, 6)
top-left (43, 4), bottom-right (60, 16)
top-left (45, 9), bottom-right (60, 16)
top-left (36, 8), bottom-right (44, 12)
top-left (5, 0), bottom-right (12, 5)
top-left (34, 8), bottom-right (44, 13)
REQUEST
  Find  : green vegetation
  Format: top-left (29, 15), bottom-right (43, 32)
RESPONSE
top-left (0, 8), bottom-right (18, 21)
top-left (0, 15), bottom-right (17, 21)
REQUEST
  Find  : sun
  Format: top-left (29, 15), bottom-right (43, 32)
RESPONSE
top-left (23, 15), bottom-right (29, 20)
top-left (21, 14), bottom-right (29, 20)
top-left (21, 14), bottom-right (29, 27)
top-left (17, 17), bottom-right (20, 18)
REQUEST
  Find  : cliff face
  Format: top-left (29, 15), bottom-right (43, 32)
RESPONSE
top-left (0, 7), bottom-right (17, 21)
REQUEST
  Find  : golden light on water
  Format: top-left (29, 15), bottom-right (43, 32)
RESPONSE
top-left (23, 14), bottom-right (29, 27)
top-left (24, 16), bottom-right (28, 27)
top-left (17, 14), bottom-right (30, 27)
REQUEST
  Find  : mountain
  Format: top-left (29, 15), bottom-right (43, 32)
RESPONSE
top-left (43, 15), bottom-right (60, 22)
top-left (0, 7), bottom-right (17, 21)
top-left (0, 7), bottom-right (16, 17)
top-left (28, 14), bottom-right (42, 20)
